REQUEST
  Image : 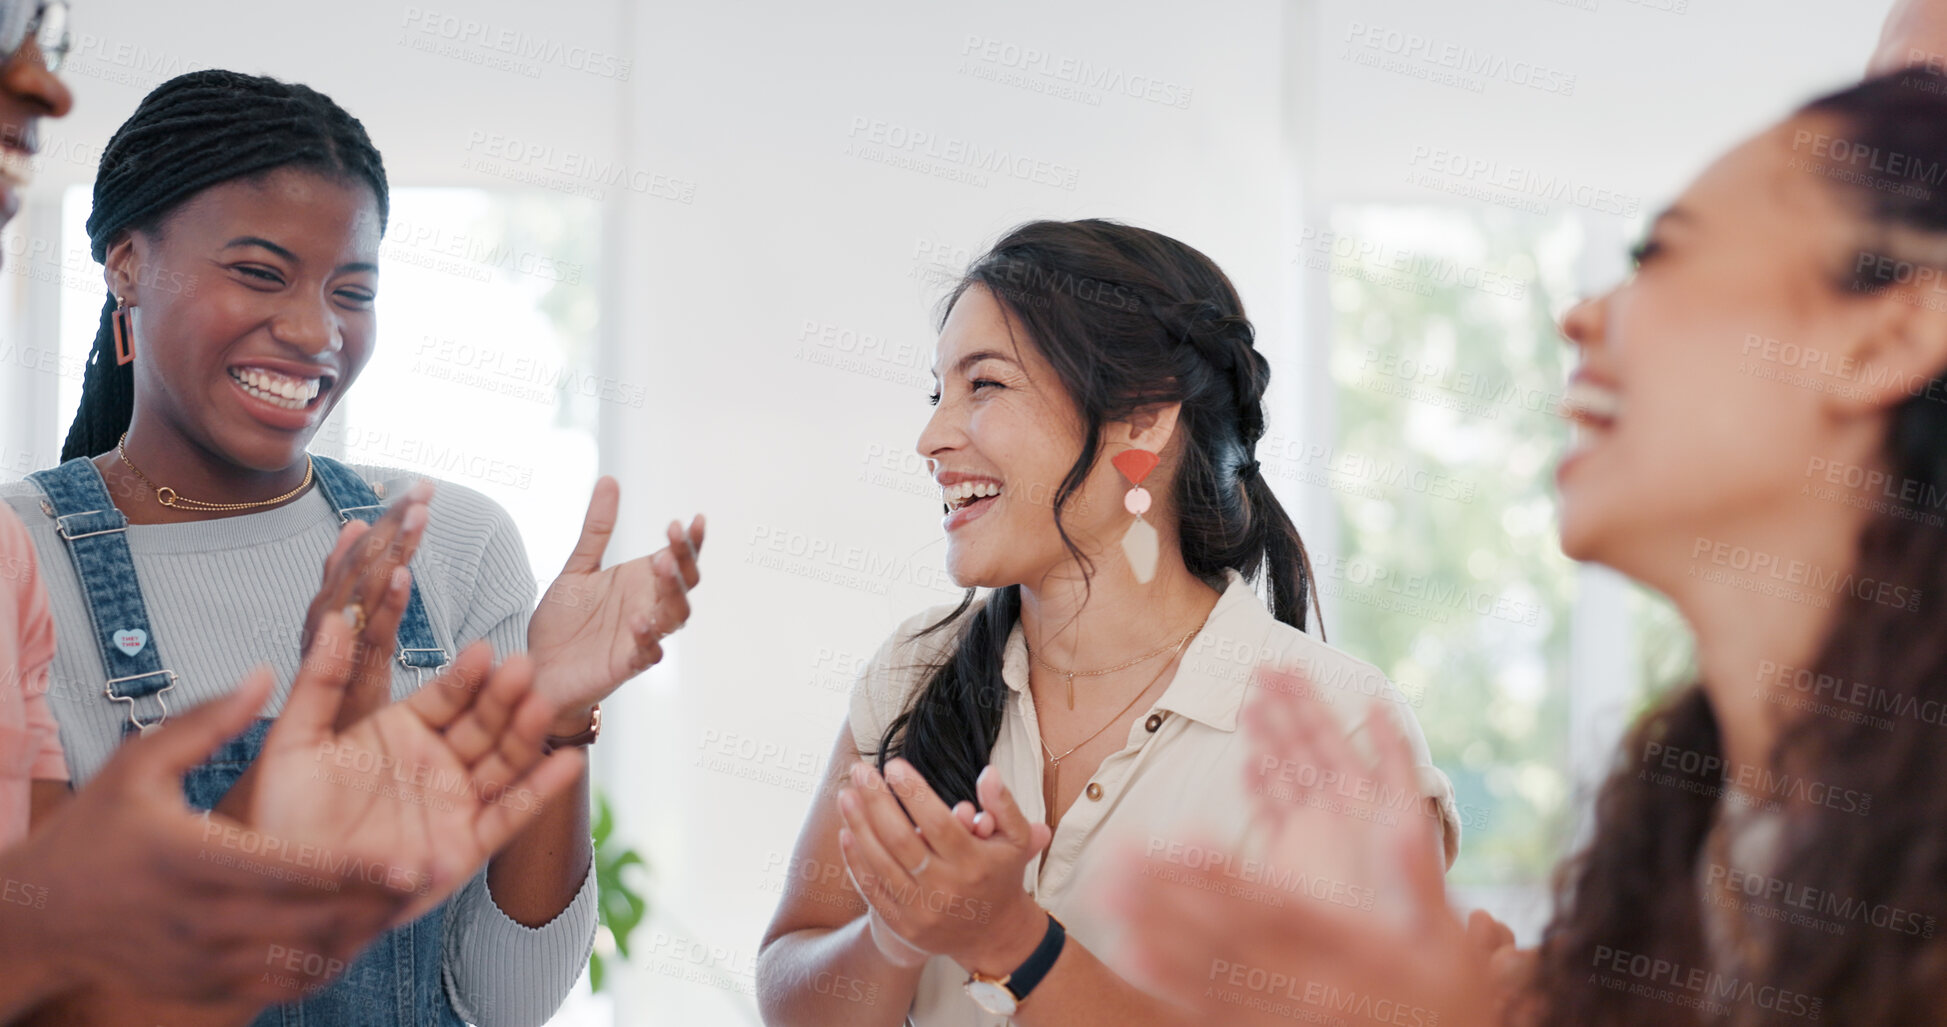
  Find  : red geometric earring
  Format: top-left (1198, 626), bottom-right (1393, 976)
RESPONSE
top-left (111, 295), bottom-right (135, 366)
top-left (1112, 449), bottom-right (1160, 583)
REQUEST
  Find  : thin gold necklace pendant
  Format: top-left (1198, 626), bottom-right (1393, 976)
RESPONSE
top-left (1065, 672), bottom-right (1074, 710)
top-left (155, 487), bottom-right (178, 507)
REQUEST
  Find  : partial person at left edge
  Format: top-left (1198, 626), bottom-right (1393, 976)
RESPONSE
top-left (0, 0), bottom-right (55, 225)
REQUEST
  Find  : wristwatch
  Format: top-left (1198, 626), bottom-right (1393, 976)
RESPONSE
top-left (543, 704), bottom-right (601, 753)
top-left (964, 913), bottom-right (1066, 1015)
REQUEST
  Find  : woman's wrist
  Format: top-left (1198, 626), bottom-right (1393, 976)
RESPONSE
top-left (958, 892), bottom-right (1049, 979)
top-left (546, 704), bottom-right (600, 741)
top-left (865, 907), bottom-right (931, 968)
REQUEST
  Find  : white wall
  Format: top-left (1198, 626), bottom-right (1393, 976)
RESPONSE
top-left (1310, 0), bottom-right (1892, 206)
top-left (38, 0), bottom-right (628, 190)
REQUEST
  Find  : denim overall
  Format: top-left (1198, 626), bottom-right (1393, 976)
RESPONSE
top-left (29, 456), bottom-right (468, 1026)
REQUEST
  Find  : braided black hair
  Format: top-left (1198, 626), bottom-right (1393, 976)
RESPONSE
top-left (875, 219), bottom-right (1322, 807)
top-left (61, 70), bottom-right (389, 461)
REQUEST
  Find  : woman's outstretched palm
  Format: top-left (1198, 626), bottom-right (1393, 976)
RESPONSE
top-left (527, 476), bottom-right (705, 712)
top-left (247, 612), bottom-right (585, 927)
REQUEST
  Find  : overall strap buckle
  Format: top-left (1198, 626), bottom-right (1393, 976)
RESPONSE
top-left (106, 670), bottom-right (178, 734)
top-left (53, 507), bottom-right (128, 541)
top-left (31, 459), bottom-right (178, 730)
top-left (396, 648), bottom-right (449, 670)
top-left (333, 503), bottom-right (386, 525)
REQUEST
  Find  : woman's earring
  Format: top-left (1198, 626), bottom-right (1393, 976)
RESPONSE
top-left (111, 295), bottom-right (135, 366)
top-left (1112, 449), bottom-right (1160, 583)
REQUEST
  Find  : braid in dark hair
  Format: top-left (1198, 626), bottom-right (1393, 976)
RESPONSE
top-left (876, 219), bottom-right (1321, 806)
top-left (1171, 300), bottom-right (1259, 429)
top-left (1163, 297), bottom-right (1317, 631)
top-left (62, 70), bottom-right (389, 461)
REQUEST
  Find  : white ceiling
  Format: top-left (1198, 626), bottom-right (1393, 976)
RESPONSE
top-left (1307, 0), bottom-right (1898, 206)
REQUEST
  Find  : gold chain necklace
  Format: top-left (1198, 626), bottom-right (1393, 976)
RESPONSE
top-left (1027, 624), bottom-right (1201, 710)
top-left (1032, 628), bottom-right (1195, 811)
top-left (117, 434), bottom-right (315, 512)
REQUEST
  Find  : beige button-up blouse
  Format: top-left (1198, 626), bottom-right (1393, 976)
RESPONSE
top-left (849, 568), bottom-right (1460, 1026)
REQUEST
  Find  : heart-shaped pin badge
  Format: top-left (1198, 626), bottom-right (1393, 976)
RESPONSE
top-left (113, 628), bottom-right (147, 657)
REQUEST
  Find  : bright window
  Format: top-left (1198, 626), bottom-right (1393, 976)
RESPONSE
top-left (333, 188), bottom-right (602, 588)
top-left (1315, 204), bottom-right (1692, 927)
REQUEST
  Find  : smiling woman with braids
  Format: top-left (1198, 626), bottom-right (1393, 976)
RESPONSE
top-left (758, 220), bottom-right (1458, 1026)
top-left (1, 70), bottom-right (706, 1026)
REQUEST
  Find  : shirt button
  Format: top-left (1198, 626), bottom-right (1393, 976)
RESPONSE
top-left (1085, 783), bottom-right (1104, 801)
top-left (1145, 713), bottom-right (1164, 733)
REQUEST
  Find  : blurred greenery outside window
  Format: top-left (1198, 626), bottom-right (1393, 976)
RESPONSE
top-left (1316, 205), bottom-right (1693, 887)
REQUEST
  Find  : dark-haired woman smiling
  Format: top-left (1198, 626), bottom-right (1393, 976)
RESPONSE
top-left (758, 220), bottom-right (1458, 1026)
top-left (3, 70), bottom-right (704, 1026)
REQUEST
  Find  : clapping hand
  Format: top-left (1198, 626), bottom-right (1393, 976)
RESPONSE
top-left (15, 673), bottom-right (406, 1012)
top-left (248, 610), bottom-right (587, 927)
top-left (1110, 671), bottom-right (1497, 1027)
top-left (299, 480), bottom-right (434, 731)
top-left (527, 476), bottom-right (704, 728)
top-left (836, 760), bottom-right (1053, 976)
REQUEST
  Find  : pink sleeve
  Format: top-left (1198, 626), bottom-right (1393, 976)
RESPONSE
top-left (1, 507), bottom-right (64, 783)
top-left (16, 545), bottom-right (63, 783)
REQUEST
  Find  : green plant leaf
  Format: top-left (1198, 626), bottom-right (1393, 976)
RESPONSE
top-left (587, 787), bottom-right (651, 993)
top-left (591, 790), bottom-right (614, 848)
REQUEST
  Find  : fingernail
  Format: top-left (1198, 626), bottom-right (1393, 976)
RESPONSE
top-left (409, 480), bottom-right (434, 501)
top-left (391, 567), bottom-right (410, 590)
top-left (404, 505), bottom-right (427, 532)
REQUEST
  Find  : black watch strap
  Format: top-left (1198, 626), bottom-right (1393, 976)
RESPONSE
top-left (1005, 914), bottom-right (1067, 1003)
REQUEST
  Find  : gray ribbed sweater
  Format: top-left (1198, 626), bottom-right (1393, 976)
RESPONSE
top-left (0, 465), bottom-right (596, 1027)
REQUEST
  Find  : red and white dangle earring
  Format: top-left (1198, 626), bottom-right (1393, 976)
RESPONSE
top-left (1112, 449), bottom-right (1160, 583)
